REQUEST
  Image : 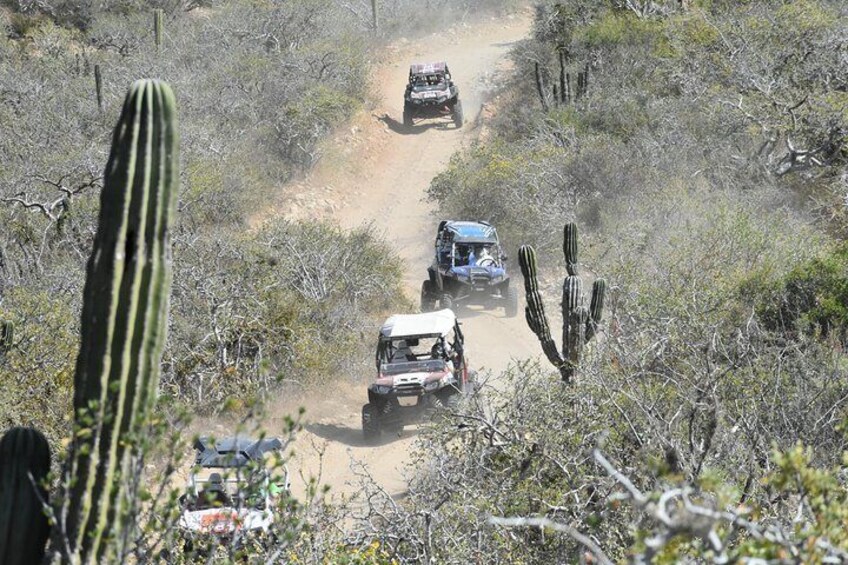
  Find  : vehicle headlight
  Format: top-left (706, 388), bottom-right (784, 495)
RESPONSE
top-left (491, 274), bottom-right (504, 283)
top-left (437, 96), bottom-right (448, 103)
top-left (423, 380), bottom-right (440, 391)
top-left (373, 385), bottom-right (392, 394)
top-left (456, 271), bottom-right (469, 280)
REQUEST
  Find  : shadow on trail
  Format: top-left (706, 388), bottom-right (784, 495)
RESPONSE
top-left (451, 304), bottom-right (515, 321)
top-left (306, 422), bottom-right (419, 447)
top-left (376, 113), bottom-right (457, 135)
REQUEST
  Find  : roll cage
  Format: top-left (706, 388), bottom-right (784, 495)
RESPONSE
top-left (375, 311), bottom-right (465, 370)
top-left (435, 221), bottom-right (504, 268)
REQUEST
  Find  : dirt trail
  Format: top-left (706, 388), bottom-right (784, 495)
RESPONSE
top-left (263, 13), bottom-right (539, 504)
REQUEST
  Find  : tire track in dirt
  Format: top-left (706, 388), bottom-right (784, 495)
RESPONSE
top-left (260, 12), bottom-right (538, 505)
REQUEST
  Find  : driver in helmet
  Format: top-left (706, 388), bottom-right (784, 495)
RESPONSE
top-left (476, 245), bottom-right (494, 266)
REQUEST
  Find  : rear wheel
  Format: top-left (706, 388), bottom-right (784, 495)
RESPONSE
top-left (362, 403), bottom-right (380, 441)
top-left (421, 280), bottom-right (437, 312)
top-left (453, 101), bottom-right (464, 128)
top-left (440, 293), bottom-right (454, 311)
top-left (505, 286), bottom-right (519, 318)
top-left (403, 105), bottom-right (413, 128)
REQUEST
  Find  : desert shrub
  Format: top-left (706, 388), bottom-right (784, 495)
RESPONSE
top-left (743, 243), bottom-right (848, 343)
top-left (0, 0), bottom-right (434, 426)
top-left (412, 0), bottom-right (848, 561)
top-left (0, 288), bottom-right (77, 443)
top-left (357, 198), bottom-right (848, 559)
top-left (163, 222), bottom-right (405, 413)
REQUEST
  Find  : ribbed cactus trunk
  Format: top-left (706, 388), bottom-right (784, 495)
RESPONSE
top-left (94, 64), bottom-right (103, 112)
top-left (0, 427), bottom-right (51, 565)
top-left (60, 79), bottom-right (179, 562)
top-left (518, 223), bottom-right (605, 382)
top-left (0, 321), bottom-right (13, 358)
top-left (370, 0), bottom-right (379, 30)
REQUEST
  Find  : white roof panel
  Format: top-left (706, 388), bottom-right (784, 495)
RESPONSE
top-left (380, 309), bottom-right (456, 338)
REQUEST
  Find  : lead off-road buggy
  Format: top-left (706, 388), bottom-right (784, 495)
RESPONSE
top-left (421, 220), bottom-right (518, 317)
top-left (403, 62), bottom-right (463, 129)
top-left (177, 436), bottom-right (291, 552)
top-left (362, 309), bottom-right (473, 440)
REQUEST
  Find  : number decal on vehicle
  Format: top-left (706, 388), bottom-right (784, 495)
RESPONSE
top-left (200, 511), bottom-right (240, 534)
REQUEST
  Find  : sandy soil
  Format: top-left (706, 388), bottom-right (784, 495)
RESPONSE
top-left (255, 12), bottom-right (540, 508)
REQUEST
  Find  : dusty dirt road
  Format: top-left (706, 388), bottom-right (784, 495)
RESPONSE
top-left (261, 12), bottom-right (540, 505)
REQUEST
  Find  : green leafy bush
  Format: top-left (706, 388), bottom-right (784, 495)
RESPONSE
top-left (744, 243), bottom-right (848, 342)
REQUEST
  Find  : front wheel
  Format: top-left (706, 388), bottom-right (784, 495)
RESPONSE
top-left (505, 286), bottom-right (519, 318)
top-left (453, 101), bottom-right (464, 128)
top-left (403, 105), bottom-right (413, 128)
top-left (421, 280), bottom-right (437, 312)
top-left (362, 403), bottom-right (381, 441)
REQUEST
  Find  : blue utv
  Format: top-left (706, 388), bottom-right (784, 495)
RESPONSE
top-left (420, 220), bottom-right (518, 317)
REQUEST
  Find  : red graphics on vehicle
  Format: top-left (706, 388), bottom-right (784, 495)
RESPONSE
top-left (200, 510), bottom-right (240, 534)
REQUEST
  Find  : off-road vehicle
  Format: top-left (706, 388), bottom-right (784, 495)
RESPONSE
top-left (403, 62), bottom-right (463, 128)
top-left (421, 220), bottom-right (518, 316)
top-left (362, 309), bottom-right (473, 440)
top-left (177, 436), bottom-right (290, 551)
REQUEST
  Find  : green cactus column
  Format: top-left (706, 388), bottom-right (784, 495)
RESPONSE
top-left (61, 79), bottom-right (179, 562)
top-left (0, 427), bottom-right (51, 565)
top-left (153, 9), bottom-right (163, 50)
top-left (518, 223), bottom-right (605, 382)
top-left (0, 321), bottom-right (13, 359)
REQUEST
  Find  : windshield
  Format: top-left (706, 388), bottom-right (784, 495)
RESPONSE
top-left (381, 358), bottom-right (447, 375)
top-left (187, 470), bottom-right (270, 511)
top-left (452, 243), bottom-right (500, 267)
top-left (412, 74), bottom-right (446, 88)
top-left (378, 335), bottom-right (447, 363)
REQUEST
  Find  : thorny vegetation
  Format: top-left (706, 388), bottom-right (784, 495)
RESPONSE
top-left (0, 0), bottom-right (514, 442)
top-left (404, 0), bottom-right (848, 562)
top-left (3, 0), bottom-right (848, 562)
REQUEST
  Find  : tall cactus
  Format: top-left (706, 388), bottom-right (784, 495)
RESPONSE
top-left (56, 79), bottom-right (179, 562)
top-left (94, 64), bottom-right (103, 112)
top-left (153, 9), bottom-right (163, 50)
top-left (0, 427), bottom-right (51, 565)
top-left (370, 0), bottom-right (379, 29)
top-left (518, 223), bottom-right (605, 382)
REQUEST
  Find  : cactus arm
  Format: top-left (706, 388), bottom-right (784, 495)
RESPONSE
top-left (562, 275), bottom-right (585, 379)
top-left (64, 79), bottom-right (178, 562)
top-left (0, 427), bottom-right (51, 565)
top-left (519, 245), bottom-right (568, 378)
top-left (585, 279), bottom-right (606, 342)
top-left (563, 222), bottom-right (578, 276)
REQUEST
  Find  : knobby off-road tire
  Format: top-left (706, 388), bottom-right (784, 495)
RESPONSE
top-left (505, 285), bottom-right (519, 318)
top-left (445, 390), bottom-right (461, 411)
top-left (381, 399), bottom-right (403, 435)
top-left (421, 280), bottom-right (437, 312)
top-left (362, 403), bottom-right (381, 441)
top-left (427, 389), bottom-right (460, 422)
top-left (453, 101), bottom-right (464, 128)
top-left (403, 105), bottom-right (413, 128)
